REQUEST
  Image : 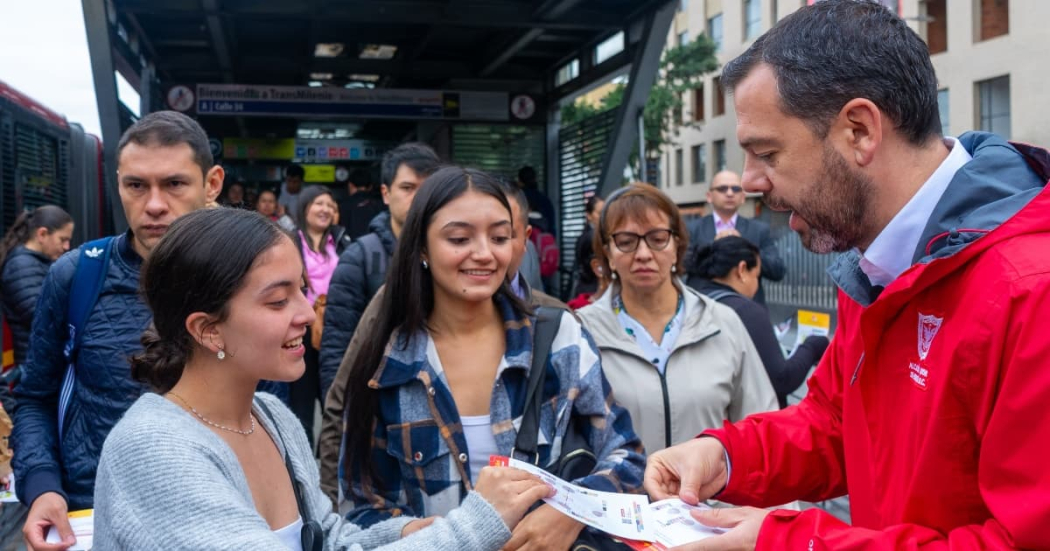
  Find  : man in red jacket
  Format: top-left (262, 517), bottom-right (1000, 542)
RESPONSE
top-left (643, 2), bottom-right (1050, 550)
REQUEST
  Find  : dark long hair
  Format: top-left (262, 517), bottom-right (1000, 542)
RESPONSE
top-left (343, 166), bottom-right (530, 486)
top-left (295, 185), bottom-right (337, 259)
top-left (693, 236), bottom-right (760, 279)
top-left (0, 205), bottom-right (73, 267)
top-left (131, 208), bottom-right (287, 393)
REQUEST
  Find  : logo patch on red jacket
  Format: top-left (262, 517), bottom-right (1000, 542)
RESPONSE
top-left (909, 312), bottom-right (943, 390)
top-left (918, 312), bottom-right (943, 361)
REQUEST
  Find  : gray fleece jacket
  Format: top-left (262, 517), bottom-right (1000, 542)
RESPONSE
top-left (94, 392), bottom-right (511, 550)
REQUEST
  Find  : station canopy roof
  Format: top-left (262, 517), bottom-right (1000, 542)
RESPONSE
top-left (113, 0), bottom-right (668, 136)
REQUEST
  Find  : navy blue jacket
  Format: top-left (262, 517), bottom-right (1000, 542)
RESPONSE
top-left (318, 212), bottom-right (395, 399)
top-left (1, 246), bottom-right (52, 367)
top-left (12, 232), bottom-right (150, 509)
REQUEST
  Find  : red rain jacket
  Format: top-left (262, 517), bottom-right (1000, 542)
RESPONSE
top-left (705, 143), bottom-right (1050, 549)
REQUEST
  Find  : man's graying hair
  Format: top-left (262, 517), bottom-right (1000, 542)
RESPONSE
top-left (116, 111), bottom-right (214, 176)
top-left (722, 0), bottom-right (942, 146)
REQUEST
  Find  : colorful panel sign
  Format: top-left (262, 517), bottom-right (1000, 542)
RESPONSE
top-left (294, 139), bottom-right (394, 162)
top-left (303, 164), bottom-right (336, 183)
top-left (222, 138), bottom-right (296, 160)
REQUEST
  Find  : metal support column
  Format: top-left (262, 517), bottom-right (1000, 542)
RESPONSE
top-left (82, 0), bottom-right (128, 232)
top-left (596, 0), bottom-right (675, 197)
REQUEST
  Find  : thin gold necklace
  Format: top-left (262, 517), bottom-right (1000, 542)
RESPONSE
top-left (168, 391), bottom-right (255, 436)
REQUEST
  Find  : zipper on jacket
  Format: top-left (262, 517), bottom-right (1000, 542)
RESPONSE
top-left (660, 329), bottom-right (721, 449)
top-left (658, 369), bottom-right (673, 449)
top-left (850, 353), bottom-right (865, 386)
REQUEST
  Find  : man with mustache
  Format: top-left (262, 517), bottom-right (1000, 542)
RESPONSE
top-left (12, 111), bottom-right (223, 550)
top-left (643, 1), bottom-right (1050, 549)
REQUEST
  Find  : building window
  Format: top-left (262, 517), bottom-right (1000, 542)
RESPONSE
top-left (693, 85), bottom-right (704, 121)
top-left (713, 76), bottom-right (725, 116)
top-left (594, 31), bottom-right (624, 65)
top-left (679, 0), bottom-right (688, 12)
top-left (678, 31), bottom-right (689, 47)
top-left (675, 149), bottom-right (684, 186)
top-left (976, 0), bottom-right (1009, 41)
top-left (745, 0), bottom-right (762, 40)
top-left (675, 95), bottom-right (684, 124)
top-left (692, 144), bottom-right (707, 183)
top-left (555, 59), bottom-right (579, 86)
top-left (924, 0), bottom-right (947, 54)
top-left (714, 140), bottom-right (727, 172)
top-left (977, 75), bottom-right (1010, 138)
top-left (664, 155), bottom-right (670, 188)
top-left (937, 88), bottom-right (950, 136)
top-left (771, 0), bottom-right (779, 22)
top-left (708, 14), bottom-right (724, 53)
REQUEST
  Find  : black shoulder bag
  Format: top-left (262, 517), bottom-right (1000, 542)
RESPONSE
top-left (254, 398), bottom-right (325, 551)
top-left (514, 308), bottom-right (629, 551)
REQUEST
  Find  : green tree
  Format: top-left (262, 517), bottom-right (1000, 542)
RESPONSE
top-left (560, 35), bottom-right (719, 179)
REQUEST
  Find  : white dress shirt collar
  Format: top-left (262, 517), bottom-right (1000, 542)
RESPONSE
top-left (859, 137), bottom-right (973, 287)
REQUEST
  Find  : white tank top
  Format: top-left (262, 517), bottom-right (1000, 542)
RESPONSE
top-left (273, 516), bottom-right (304, 550)
top-left (461, 414), bottom-right (498, 483)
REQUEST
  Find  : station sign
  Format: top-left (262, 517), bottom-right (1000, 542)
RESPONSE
top-left (196, 84), bottom-right (510, 122)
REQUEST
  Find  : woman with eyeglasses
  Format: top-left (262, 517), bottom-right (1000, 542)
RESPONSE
top-left (577, 183), bottom-right (777, 455)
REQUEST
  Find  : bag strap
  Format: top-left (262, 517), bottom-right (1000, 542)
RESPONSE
top-left (67, 237), bottom-right (114, 349)
top-left (252, 397), bottom-right (308, 521)
top-left (514, 307), bottom-right (561, 462)
top-left (58, 237), bottom-right (114, 439)
top-left (254, 397), bottom-right (324, 551)
top-left (704, 288), bottom-right (741, 303)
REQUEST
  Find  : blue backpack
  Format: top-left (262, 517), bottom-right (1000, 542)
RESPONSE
top-left (57, 237), bottom-right (114, 441)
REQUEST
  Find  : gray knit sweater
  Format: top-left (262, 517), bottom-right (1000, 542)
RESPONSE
top-left (94, 392), bottom-right (511, 550)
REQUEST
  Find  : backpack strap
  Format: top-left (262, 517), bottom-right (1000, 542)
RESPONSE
top-left (704, 288), bottom-right (741, 303)
top-left (357, 233), bottom-right (387, 294)
top-left (513, 307), bottom-right (561, 462)
top-left (57, 236), bottom-right (114, 440)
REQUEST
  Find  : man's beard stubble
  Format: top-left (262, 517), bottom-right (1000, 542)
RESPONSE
top-left (765, 145), bottom-right (875, 254)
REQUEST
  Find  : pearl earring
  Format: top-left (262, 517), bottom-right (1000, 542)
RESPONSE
top-left (422, 259), bottom-right (429, 269)
top-left (217, 347), bottom-right (226, 361)
top-left (611, 272), bottom-right (618, 280)
top-left (671, 264), bottom-right (677, 274)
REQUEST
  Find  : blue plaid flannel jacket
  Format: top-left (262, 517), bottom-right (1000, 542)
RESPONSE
top-left (342, 295), bottom-right (646, 526)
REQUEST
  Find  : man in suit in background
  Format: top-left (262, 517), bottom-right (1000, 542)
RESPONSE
top-left (686, 170), bottom-right (785, 305)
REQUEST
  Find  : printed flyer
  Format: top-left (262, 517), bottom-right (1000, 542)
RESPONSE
top-left (490, 456), bottom-right (727, 547)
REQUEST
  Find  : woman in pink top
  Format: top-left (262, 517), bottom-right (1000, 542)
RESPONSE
top-left (291, 185), bottom-right (353, 443)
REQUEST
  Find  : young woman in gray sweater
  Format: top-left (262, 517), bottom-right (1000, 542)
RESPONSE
top-left (93, 208), bottom-right (551, 551)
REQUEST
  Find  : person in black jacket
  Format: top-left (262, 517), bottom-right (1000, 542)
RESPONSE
top-left (691, 236), bottom-right (829, 408)
top-left (318, 143), bottom-right (439, 401)
top-left (0, 205), bottom-right (74, 383)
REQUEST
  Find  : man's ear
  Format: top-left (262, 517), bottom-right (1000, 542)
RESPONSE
top-left (203, 165), bottom-right (225, 204)
top-left (835, 98), bottom-right (882, 167)
top-left (524, 224), bottom-right (533, 241)
top-left (380, 184), bottom-right (391, 206)
top-left (185, 312), bottom-right (221, 354)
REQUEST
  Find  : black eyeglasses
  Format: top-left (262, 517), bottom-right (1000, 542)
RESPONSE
top-left (610, 229), bottom-right (675, 253)
top-left (712, 185), bottom-right (743, 194)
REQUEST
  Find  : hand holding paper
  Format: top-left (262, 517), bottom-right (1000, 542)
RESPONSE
top-left (644, 437), bottom-right (729, 504)
top-left (663, 506), bottom-right (769, 551)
